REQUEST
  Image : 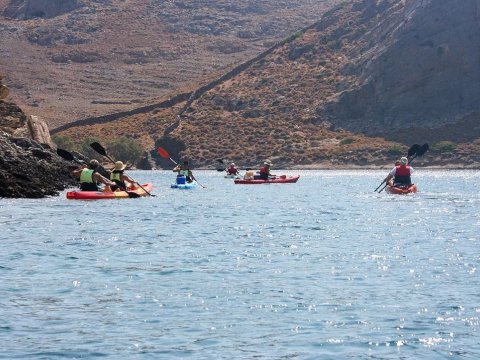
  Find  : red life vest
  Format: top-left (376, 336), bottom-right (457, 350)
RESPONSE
top-left (395, 165), bottom-right (411, 176)
top-left (227, 166), bottom-right (237, 174)
top-left (394, 165), bottom-right (412, 185)
top-left (259, 166), bottom-right (269, 175)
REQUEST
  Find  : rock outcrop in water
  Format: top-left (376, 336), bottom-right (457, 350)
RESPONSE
top-left (0, 75), bottom-right (76, 198)
top-left (0, 131), bottom-right (76, 198)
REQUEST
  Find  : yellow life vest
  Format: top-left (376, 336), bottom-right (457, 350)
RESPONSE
top-left (80, 169), bottom-right (95, 183)
top-left (110, 170), bottom-right (122, 182)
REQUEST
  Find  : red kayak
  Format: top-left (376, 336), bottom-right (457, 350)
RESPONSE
top-left (234, 175), bottom-right (300, 184)
top-left (67, 183), bottom-right (153, 200)
top-left (386, 184), bottom-right (417, 194)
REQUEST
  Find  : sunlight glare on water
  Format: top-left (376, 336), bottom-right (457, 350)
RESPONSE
top-left (0, 170), bottom-right (479, 359)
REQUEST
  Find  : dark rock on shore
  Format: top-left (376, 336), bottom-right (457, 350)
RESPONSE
top-left (1, 77), bottom-right (77, 198)
top-left (0, 131), bottom-right (77, 198)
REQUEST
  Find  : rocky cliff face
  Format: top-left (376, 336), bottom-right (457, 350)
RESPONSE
top-left (3, 0), bottom-right (81, 19)
top-left (0, 131), bottom-right (76, 198)
top-left (323, 0), bottom-right (480, 141)
top-left (0, 100), bottom-right (54, 146)
top-left (0, 75), bottom-right (9, 99)
top-left (0, 75), bottom-right (75, 198)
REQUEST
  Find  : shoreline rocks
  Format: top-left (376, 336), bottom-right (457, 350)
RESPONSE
top-left (1, 84), bottom-right (77, 198)
top-left (0, 131), bottom-right (77, 198)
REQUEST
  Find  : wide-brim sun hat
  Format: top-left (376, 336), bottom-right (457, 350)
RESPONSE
top-left (400, 157), bottom-right (408, 165)
top-left (264, 161), bottom-right (272, 166)
top-left (114, 161), bottom-right (127, 170)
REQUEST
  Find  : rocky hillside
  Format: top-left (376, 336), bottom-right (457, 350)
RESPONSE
top-left (55, 0), bottom-right (480, 169)
top-left (323, 0), bottom-right (480, 143)
top-left (0, 0), bottom-right (338, 128)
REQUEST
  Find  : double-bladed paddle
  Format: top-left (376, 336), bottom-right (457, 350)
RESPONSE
top-left (89, 142), bottom-right (155, 197)
top-left (157, 147), bottom-right (206, 188)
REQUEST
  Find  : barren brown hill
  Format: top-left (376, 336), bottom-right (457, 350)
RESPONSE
top-left (55, 0), bottom-right (480, 168)
top-left (0, 0), bottom-right (338, 128)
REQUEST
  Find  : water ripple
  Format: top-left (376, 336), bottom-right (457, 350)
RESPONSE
top-left (0, 170), bottom-right (479, 359)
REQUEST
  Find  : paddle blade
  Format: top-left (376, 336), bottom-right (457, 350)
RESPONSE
top-left (56, 148), bottom-right (74, 161)
top-left (90, 142), bottom-right (107, 156)
top-left (407, 144), bottom-right (421, 157)
top-left (216, 159), bottom-right (225, 164)
top-left (217, 168), bottom-right (226, 172)
top-left (157, 147), bottom-right (171, 159)
top-left (417, 143), bottom-right (429, 157)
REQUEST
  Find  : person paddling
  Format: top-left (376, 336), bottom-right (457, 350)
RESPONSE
top-left (258, 160), bottom-right (274, 180)
top-left (173, 160), bottom-right (196, 183)
top-left (226, 163), bottom-right (239, 176)
top-left (72, 159), bottom-right (115, 191)
top-left (383, 157), bottom-right (414, 187)
top-left (108, 161), bottom-right (138, 191)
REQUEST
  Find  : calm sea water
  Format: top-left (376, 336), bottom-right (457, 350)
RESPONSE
top-left (1, 170), bottom-right (479, 359)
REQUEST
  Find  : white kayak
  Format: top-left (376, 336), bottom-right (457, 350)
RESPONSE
top-left (224, 174), bottom-right (241, 179)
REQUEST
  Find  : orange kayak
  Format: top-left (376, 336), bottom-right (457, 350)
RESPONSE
top-left (67, 183), bottom-right (153, 200)
top-left (386, 184), bottom-right (417, 194)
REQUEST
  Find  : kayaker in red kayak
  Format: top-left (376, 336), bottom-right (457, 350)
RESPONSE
top-left (226, 163), bottom-right (239, 176)
top-left (107, 161), bottom-right (138, 191)
top-left (383, 157), bottom-right (414, 187)
top-left (258, 160), bottom-right (275, 180)
top-left (173, 160), bottom-right (197, 183)
top-left (72, 159), bottom-right (116, 191)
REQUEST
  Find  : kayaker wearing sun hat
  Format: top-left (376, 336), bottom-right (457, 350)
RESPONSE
top-left (258, 160), bottom-right (274, 180)
top-left (72, 159), bottom-right (116, 191)
top-left (383, 156), bottom-right (414, 186)
top-left (108, 161), bottom-right (137, 191)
